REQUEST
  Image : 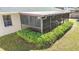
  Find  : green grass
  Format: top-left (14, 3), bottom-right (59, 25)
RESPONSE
top-left (46, 20), bottom-right (79, 51)
top-left (0, 33), bottom-right (39, 51)
top-left (69, 19), bottom-right (76, 23)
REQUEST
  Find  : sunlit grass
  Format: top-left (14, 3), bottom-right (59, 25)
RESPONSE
top-left (69, 19), bottom-right (77, 23)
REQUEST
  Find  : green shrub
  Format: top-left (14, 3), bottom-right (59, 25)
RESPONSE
top-left (17, 29), bottom-right (42, 44)
top-left (17, 21), bottom-right (73, 48)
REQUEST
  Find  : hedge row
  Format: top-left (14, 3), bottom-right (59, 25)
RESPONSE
top-left (17, 21), bottom-right (73, 48)
top-left (17, 29), bottom-right (42, 44)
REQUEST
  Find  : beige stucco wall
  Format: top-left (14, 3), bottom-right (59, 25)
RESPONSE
top-left (0, 13), bottom-right (21, 37)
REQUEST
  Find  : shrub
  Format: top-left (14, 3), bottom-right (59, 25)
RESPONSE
top-left (17, 21), bottom-right (73, 48)
top-left (17, 29), bottom-right (42, 44)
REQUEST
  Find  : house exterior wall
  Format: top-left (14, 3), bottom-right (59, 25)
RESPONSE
top-left (0, 13), bottom-right (21, 37)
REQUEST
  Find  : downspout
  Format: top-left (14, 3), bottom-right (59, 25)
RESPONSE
top-left (50, 16), bottom-right (51, 30)
top-left (41, 19), bottom-right (43, 33)
top-left (19, 13), bottom-right (22, 30)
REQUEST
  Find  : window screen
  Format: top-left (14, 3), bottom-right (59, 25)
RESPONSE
top-left (29, 16), bottom-right (35, 26)
top-left (35, 19), bottom-right (41, 27)
top-left (21, 15), bottom-right (41, 28)
top-left (21, 15), bottom-right (29, 25)
top-left (29, 16), bottom-right (41, 27)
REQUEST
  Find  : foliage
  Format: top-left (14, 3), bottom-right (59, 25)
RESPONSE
top-left (17, 29), bottom-right (42, 44)
top-left (17, 21), bottom-right (73, 48)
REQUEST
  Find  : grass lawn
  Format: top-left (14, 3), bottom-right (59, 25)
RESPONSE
top-left (45, 20), bottom-right (79, 51)
top-left (0, 33), bottom-right (39, 51)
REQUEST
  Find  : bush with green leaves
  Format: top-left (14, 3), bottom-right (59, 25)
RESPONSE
top-left (17, 29), bottom-right (42, 44)
top-left (17, 21), bottom-right (73, 48)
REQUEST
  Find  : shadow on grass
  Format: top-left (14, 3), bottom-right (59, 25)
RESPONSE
top-left (0, 33), bottom-right (40, 51)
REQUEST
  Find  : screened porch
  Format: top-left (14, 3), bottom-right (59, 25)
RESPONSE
top-left (20, 13), bottom-right (69, 33)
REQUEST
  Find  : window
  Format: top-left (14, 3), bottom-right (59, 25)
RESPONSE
top-left (21, 15), bottom-right (29, 25)
top-left (21, 15), bottom-right (41, 28)
top-left (29, 16), bottom-right (41, 27)
top-left (3, 15), bottom-right (12, 27)
top-left (29, 16), bottom-right (35, 26)
top-left (35, 19), bottom-right (41, 27)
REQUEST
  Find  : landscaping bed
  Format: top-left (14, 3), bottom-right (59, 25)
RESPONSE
top-left (17, 21), bottom-right (73, 48)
